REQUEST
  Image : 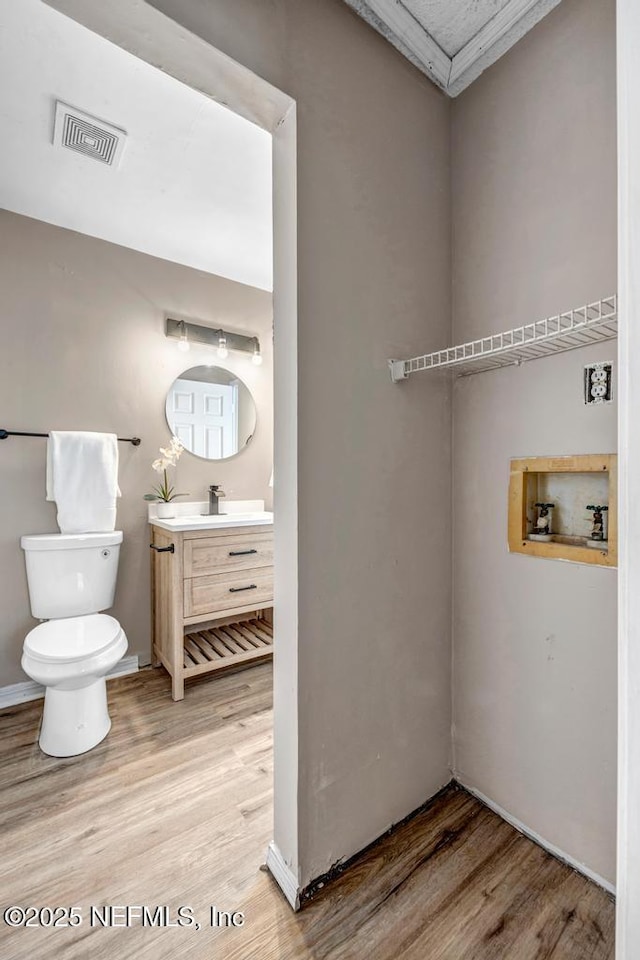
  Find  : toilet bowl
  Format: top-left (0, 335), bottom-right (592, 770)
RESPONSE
top-left (22, 614), bottom-right (127, 757)
top-left (21, 531), bottom-right (127, 758)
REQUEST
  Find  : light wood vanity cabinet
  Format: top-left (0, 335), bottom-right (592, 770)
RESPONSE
top-left (150, 522), bottom-right (273, 700)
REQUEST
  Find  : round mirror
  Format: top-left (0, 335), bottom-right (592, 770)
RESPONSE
top-left (165, 365), bottom-right (257, 460)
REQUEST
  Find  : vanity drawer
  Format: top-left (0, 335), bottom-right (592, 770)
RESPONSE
top-left (184, 569), bottom-right (274, 619)
top-left (184, 533), bottom-right (273, 578)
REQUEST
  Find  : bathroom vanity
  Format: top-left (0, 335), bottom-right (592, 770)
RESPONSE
top-left (149, 505), bottom-right (273, 700)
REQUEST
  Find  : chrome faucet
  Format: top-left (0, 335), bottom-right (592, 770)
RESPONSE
top-left (208, 484), bottom-right (226, 515)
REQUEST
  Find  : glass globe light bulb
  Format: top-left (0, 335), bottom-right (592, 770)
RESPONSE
top-left (178, 322), bottom-right (190, 352)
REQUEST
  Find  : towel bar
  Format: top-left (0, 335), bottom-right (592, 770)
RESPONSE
top-left (0, 429), bottom-right (141, 445)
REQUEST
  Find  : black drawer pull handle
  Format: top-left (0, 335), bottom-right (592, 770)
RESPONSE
top-left (228, 549), bottom-right (258, 557)
top-left (150, 543), bottom-right (174, 553)
top-left (229, 584), bottom-right (257, 593)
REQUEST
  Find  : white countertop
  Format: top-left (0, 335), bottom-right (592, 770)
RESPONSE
top-left (148, 500), bottom-right (273, 532)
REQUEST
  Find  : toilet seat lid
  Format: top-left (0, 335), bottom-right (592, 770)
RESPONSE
top-left (24, 614), bottom-right (122, 662)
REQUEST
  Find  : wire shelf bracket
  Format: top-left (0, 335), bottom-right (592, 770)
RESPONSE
top-left (388, 295), bottom-right (618, 382)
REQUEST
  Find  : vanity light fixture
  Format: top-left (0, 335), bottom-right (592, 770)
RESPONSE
top-left (177, 320), bottom-right (190, 353)
top-left (165, 316), bottom-right (262, 364)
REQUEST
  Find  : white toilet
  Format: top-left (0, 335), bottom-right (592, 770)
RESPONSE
top-left (21, 531), bottom-right (128, 758)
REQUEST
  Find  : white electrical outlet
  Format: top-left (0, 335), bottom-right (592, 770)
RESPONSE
top-left (584, 362), bottom-right (613, 405)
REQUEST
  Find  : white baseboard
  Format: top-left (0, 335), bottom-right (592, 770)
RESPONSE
top-left (266, 842), bottom-right (301, 910)
top-left (0, 655), bottom-right (139, 710)
top-left (460, 780), bottom-right (616, 897)
top-left (106, 655), bottom-right (140, 681)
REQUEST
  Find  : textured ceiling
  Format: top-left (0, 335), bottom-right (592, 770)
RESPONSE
top-left (402, 0), bottom-right (513, 57)
top-left (344, 0), bottom-right (564, 96)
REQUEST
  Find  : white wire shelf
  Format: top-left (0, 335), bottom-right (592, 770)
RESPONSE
top-left (388, 295), bottom-right (618, 382)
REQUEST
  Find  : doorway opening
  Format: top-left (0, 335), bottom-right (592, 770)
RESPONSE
top-left (1, 0), bottom-right (300, 911)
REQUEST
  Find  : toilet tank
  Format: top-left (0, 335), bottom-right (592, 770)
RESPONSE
top-left (21, 532), bottom-right (123, 619)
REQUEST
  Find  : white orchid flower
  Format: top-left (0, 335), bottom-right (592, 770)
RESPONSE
top-left (145, 440), bottom-right (188, 502)
top-left (157, 439), bottom-right (183, 466)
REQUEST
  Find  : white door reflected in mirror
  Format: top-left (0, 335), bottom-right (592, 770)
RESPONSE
top-left (165, 365), bottom-right (257, 461)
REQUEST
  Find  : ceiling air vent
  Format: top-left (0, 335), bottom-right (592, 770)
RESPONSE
top-left (53, 101), bottom-right (127, 168)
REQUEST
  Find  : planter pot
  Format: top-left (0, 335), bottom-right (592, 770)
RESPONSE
top-left (156, 502), bottom-right (176, 519)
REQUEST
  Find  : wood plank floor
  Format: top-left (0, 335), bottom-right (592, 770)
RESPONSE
top-left (0, 664), bottom-right (615, 960)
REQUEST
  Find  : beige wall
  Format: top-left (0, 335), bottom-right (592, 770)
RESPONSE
top-left (0, 210), bottom-right (273, 684)
top-left (451, 0), bottom-right (617, 884)
top-left (148, 0), bottom-right (454, 884)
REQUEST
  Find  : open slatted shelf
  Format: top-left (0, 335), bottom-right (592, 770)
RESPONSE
top-left (183, 618), bottom-right (273, 677)
top-left (388, 295), bottom-right (617, 381)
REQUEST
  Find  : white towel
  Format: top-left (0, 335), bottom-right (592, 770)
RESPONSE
top-left (46, 431), bottom-right (121, 533)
